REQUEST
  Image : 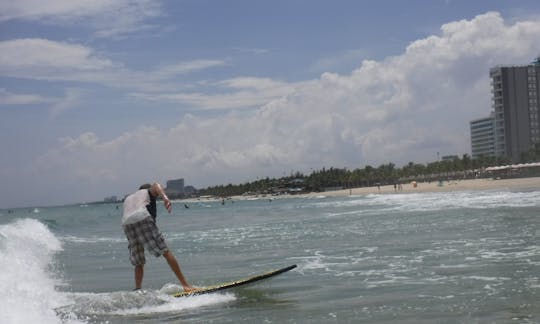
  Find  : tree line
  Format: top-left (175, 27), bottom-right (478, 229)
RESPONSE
top-left (197, 154), bottom-right (511, 197)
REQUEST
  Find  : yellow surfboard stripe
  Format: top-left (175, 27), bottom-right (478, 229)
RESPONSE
top-left (172, 264), bottom-right (297, 298)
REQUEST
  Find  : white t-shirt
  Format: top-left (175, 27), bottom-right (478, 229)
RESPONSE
top-left (122, 189), bottom-right (151, 225)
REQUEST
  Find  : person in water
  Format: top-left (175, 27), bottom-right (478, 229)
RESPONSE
top-left (122, 182), bottom-right (194, 292)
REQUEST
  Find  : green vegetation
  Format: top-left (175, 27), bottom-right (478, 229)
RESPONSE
top-left (198, 154), bottom-right (510, 197)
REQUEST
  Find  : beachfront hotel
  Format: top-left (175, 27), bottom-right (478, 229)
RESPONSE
top-left (490, 57), bottom-right (540, 162)
top-left (166, 178), bottom-right (185, 195)
top-left (471, 57), bottom-right (540, 162)
top-left (470, 113), bottom-right (496, 159)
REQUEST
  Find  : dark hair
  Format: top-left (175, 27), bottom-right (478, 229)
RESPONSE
top-left (139, 183), bottom-right (152, 190)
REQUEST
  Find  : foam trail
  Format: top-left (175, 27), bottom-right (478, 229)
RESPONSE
top-left (0, 218), bottom-right (79, 324)
top-left (65, 289), bottom-right (235, 317)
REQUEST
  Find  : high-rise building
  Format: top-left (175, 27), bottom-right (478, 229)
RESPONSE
top-left (470, 113), bottom-right (495, 159)
top-left (489, 57), bottom-right (540, 162)
top-left (166, 178), bottom-right (184, 195)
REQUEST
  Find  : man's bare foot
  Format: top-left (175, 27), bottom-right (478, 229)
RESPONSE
top-left (183, 285), bottom-right (197, 293)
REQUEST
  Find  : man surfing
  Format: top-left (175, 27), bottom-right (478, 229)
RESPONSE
top-left (122, 182), bottom-right (195, 292)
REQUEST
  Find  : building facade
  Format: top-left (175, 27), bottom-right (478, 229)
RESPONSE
top-left (470, 114), bottom-right (496, 159)
top-left (166, 178), bottom-right (185, 195)
top-left (489, 57), bottom-right (540, 162)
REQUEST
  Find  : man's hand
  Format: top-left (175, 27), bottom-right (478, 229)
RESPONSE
top-left (163, 197), bottom-right (172, 213)
top-left (151, 182), bottom-right (172, 213)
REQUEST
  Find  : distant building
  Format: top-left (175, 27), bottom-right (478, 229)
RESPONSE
top-left (165, 178), bottom-right (184, 195)
top-left (489, 57), bottom-right (540, 162)
top-left (184, 186), bottom-right (197, 195)
top-left (441, 155), bottom-right (459, 161)
top-left (104, 196), bottom-right (118, 203)
top-left (470, 114), bottom-right (496, 159)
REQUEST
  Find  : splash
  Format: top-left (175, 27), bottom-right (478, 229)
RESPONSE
top-left (64, 288), bottom-right (235, 317)
top-left (0, 218), bottom-right (78, 324)
top-left (0, 218), bottom-right (235, 322)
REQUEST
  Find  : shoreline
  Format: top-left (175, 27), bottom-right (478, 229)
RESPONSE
top-left (307, 176), bottom-right (540, 197)
top-left (180, 176), bottom-right (540, 203)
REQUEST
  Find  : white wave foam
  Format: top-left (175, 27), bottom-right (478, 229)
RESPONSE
top-left (384, 190), bottom-right (540, 211)
top-left (64, 288), bottom-right (235, 317)
top-left (311, 189), bottom-right (540, 213)
top-left (114, 293), bottom-right (234, 316)
top-left (0, 218), bottom-right (80, 324)
top-left (465, 276), bottom-right (511, 282)
top-left (61, 235), bottom-right (124, 244)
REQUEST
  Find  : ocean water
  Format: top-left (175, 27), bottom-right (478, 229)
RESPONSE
top-left (1, 188), bottom-right (540, 323)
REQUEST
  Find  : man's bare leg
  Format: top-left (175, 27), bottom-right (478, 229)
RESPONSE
top-left (134, 264), bottom-right (144, 289)
top-left (163, 250), bottom-right (195, 292)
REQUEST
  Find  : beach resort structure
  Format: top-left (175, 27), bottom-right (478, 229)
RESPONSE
top-left (489, 57), bottom-right (540, 161)
top-left (166, 178), bottom-right (185, 195)
top-left (165, 178), bottom-right (197, 198)
top-left (471, 57), bottom-right (540, 162)
top-left (470, 113), bottom-right (496, 159)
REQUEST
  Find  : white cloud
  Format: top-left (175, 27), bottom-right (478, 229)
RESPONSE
top-left (0, 38), bottom-right (114, 79)
top-left (0, 39), bottom-right (284, 110)
top-left (0, 88), bottom-right (55, 105)
top-left (0, 38), bottom-right (228, 94)
top-left (0, 0), bottom-right (162, 38)
top-left (154, 60), bottom-right (228, 78)
top-left (49, 88), bottom-right (86, 116)
top-left (28, 12), bottom-right (540, 198)
top-left (130, 77), bottom-right (299, 110)
top-left (309, 48), bottom-right (371, 73)
top-left (0, 87), bottom-right (83, 116)
top-left (0, 0), bottom-right (108, 21)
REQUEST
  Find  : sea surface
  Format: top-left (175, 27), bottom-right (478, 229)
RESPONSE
top-left (1, 187), bottom-right (540, 323)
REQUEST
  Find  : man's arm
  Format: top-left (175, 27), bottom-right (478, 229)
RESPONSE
top-left (150, 182), bottom-right (172, 213)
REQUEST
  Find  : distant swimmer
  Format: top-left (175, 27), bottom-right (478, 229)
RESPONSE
top-left (121, 182), bottom-right (195, 293)
top-left (184, 204), bottom-right (189, 209)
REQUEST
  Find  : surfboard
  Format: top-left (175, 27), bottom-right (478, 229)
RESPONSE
top-left (172, 264), bottom-right (297, 297)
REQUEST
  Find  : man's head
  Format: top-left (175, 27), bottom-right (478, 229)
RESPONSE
top-left (139, 183), bottom-right (156, 198)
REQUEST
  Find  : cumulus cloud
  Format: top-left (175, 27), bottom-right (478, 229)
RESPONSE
top-left (309, 48), bottom-right (371, 73)
top-left (0, 0), bottom-right (162, 38)
top-left (31, 12), bottom-right (540, 195)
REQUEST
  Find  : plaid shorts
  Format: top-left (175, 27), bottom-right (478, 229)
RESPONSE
top-left (123, 217), bottom-right (169, 266)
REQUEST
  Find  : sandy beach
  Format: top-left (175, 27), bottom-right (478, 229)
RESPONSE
top-left (310, 176), bottom-right (540, 197)
top-left (184, 177), bottom-right (540, 203)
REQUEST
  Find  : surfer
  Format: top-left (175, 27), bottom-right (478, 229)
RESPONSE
top-left (122, 182), bottom-right (195, 292)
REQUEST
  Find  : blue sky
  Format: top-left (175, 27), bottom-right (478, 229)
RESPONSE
top-left (1, 0), bottom-right (540, 208)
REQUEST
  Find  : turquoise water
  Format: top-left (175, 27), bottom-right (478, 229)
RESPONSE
top-left (1, 189), bottom-right (540, 323)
